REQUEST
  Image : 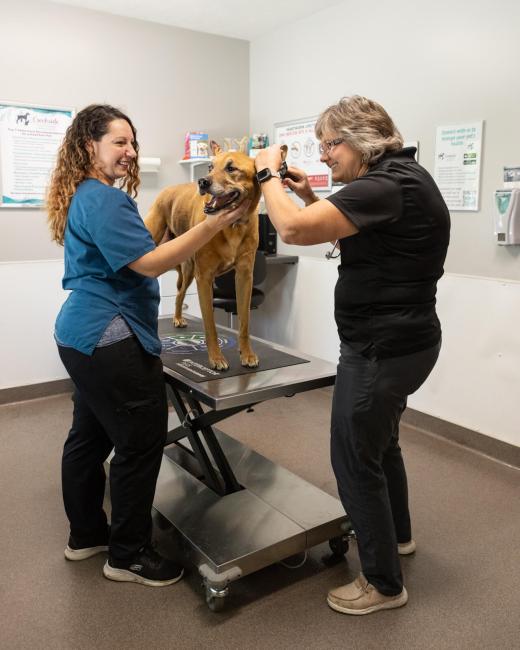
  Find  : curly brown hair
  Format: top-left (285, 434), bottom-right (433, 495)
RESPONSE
top-left (47, 104), bottom-right (140, 245)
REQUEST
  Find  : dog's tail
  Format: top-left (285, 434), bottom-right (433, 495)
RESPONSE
top-left (144, 188), bottom-right (175, 244)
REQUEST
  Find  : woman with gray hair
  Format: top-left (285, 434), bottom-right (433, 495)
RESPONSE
top-left (254, 95), bottom-right (450, 615)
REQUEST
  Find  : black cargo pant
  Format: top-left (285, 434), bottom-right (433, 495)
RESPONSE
top-left (58, 336), bottom-right (167, 561)
top-left (331, 341), bottom-right (441, 596)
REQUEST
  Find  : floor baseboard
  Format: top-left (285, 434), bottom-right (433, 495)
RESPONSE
top-left (402, 407), bottom-right (520, 469)
top-left (2, 380), bottom-right (518, 468)
top-left (0, 379), bottom-right (73, 406)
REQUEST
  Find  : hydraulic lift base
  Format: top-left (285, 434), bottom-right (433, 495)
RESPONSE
top-left (153, 427), bottom-right (350, 610)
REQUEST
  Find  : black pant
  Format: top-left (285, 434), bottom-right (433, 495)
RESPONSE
top-left (331, 341), bottom-right (440, 596)
top-left (58, 337), bottom-right (167, 561)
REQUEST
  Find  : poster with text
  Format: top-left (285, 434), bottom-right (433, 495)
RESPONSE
top-left (434, 122), bottom-right (483, 211)
top-left (0, 102), bottom-right (74, 207)
top-left (274, 117), bottom-right (331, 191)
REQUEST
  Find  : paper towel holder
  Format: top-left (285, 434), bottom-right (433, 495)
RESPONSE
top-left (139, 157), bottom-right (161, 173)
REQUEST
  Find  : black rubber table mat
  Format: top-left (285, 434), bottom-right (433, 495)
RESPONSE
top-left (159, 317), bottom-right (308, 382)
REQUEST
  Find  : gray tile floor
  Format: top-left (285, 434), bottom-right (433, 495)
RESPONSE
top-left (1, 388), bottom-right (519, 649)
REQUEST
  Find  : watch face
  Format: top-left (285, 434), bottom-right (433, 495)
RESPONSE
top-left (256, 168), bottom-right (272, 183)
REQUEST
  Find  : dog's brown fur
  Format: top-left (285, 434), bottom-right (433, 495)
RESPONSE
top-left (145, 148), bottom-right (261, 370)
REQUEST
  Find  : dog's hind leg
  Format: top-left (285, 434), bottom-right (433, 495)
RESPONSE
top-left (174, 260), bottom-right (194, 328)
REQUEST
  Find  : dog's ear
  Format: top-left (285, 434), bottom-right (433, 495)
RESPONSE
top-left (280, 144), bottom-right (288, 161)
top-left (210, 140), bottom-right (222, 156)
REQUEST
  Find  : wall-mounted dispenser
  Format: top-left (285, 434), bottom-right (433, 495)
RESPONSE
top-left (494, 189), bottom-right (520, 245)
top-left (140, 157), bottom-right (161, 173)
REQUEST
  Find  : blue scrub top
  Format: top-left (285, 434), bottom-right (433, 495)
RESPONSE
top-left (55, 178), bottom-right (161, 356)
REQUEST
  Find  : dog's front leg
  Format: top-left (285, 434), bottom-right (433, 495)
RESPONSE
top-left (196, 275), bottom-right (229, 371)
top-left (235, 256), bottom-right (259, 368)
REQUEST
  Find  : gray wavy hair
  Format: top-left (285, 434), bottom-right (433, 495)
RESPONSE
top-left (315, 95), bottom-right (403, 165)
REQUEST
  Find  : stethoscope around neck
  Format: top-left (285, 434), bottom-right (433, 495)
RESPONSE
top-left (325, 240), bottom-right (340, 260)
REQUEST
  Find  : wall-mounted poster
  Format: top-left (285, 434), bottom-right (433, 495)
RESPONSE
top-left (274, 117), bottom-right (331, 191)
top-left (433, 122), bottom-right (483, 211)
top-left (0, 101), bottom-right (74, 208)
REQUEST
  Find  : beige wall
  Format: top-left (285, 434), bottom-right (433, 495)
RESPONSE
top-left (0, 0), bottom-right (249, 261)
top-left (250, 0), bottom-right (520, 281)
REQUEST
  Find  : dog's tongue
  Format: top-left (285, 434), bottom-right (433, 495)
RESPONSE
top-left (206, 191), bottom-right (239, 212)
top-left (212, 195), bottom-right (231, 209)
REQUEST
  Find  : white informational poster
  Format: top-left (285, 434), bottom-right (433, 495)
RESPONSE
top-left (0, 101), bottom-right (74, 207)
top-left (274, 117), bottom-right (331, 191)
top-left (433, 122), bottom-right (483, 211)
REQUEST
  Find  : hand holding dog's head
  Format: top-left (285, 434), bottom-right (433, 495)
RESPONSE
top-left (209, 199), bottom-right (252, 230)
top-left (254, 144), bottom-right (287, 174)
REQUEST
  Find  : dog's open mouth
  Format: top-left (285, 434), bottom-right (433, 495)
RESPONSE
top-left (203, 190), bottom-right (241, 214)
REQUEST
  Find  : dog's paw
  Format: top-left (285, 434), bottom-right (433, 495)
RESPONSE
top-left (173, 317), bottom-right (188, 328)
top-left (209, 354), bottom-right (229, 371)
top-left (240, 352), bottom-right (259, 368)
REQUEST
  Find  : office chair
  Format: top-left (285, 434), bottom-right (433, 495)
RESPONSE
top-left (212, 250), bottom-right (267, 328)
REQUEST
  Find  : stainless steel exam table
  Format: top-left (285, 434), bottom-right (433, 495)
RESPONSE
top-left (153, 317), bottom-right (351, 610)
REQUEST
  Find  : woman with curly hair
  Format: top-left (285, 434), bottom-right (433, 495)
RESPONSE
top-left (48, 104), bottom-right (247, 587)
top-left (254, 96), bottom-right (450, 614)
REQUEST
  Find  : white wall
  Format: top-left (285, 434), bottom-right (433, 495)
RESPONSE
top-left (4, 258), bottom-right (518, 449)
top-left (0, 0), bottom-right (249, 262)
top-left (250, 260), bottom-right (520, 448)
top-left (2, 0), bottom-right (519, 451)
top-left (0, 262), bottom-right (199, 389)
top-left (250, 0), bottom-right (520, 280)
top-left (0, 261), bottom-right (68, 387)
top-left (246, 0), bottom-right (520, 449)
top-left (411, 273), bottom-right (519, 448)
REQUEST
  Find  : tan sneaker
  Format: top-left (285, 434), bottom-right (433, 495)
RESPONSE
top-left (398, 539), bottom-right (416, 555)
top-left (327, 574), bottom-right (408, 615)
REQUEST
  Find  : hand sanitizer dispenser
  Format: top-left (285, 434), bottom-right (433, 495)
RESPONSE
top-left (494, 189), bottom-right (520, 245)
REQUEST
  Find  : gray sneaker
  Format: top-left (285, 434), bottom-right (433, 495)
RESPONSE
top-left (64, 528), bottom-right (109, 561)
top-left (103, 544), bottom-right (184, 587)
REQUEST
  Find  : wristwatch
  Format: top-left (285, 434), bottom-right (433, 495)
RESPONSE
top-left (256, 167), bottom-right (282, 184)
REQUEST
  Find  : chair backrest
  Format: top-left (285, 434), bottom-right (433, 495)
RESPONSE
top-left (252, 249), bottom-right (267, 286)
top-left (213, 250), bottom-right (267, 298)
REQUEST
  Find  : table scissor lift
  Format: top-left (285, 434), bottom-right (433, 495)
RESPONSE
top-left (153, 323), bottom-right (353, 611)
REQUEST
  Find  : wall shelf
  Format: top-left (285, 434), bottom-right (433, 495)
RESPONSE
top-left (179, 158), bottom-right (211, 182)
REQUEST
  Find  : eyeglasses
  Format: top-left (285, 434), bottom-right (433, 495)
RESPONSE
top-left (318, 138), bottom-right (344, 156)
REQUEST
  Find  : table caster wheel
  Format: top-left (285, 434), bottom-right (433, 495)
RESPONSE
top-left (205, 585), bottom-right (228, 612)
top-left (329, 535), bottom-right (349, 558)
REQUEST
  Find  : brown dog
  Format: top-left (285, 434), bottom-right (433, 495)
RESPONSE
top-left (144, 145), bottom-right (262, 370)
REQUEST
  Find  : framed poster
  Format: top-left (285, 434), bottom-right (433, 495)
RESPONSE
top-left (433, 122), bottom-right (483, 211)
top-left (274, 116), bottom-right (331, 191)
top-left (0, 101), bottom-right (74, 208)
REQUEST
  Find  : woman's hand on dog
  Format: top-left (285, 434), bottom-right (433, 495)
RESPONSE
top-left (210, 199), bottom-right (252, 229)
top-left (255, 145), bottom-right (318, 206)
top-left (254, 144), bottom-right (282, 174)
